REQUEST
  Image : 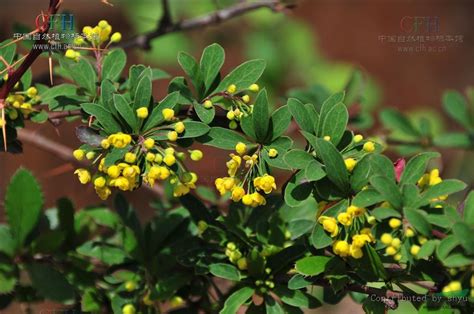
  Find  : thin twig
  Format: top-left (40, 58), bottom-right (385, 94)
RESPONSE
top-left (119, 0), bottom-right (292, 50)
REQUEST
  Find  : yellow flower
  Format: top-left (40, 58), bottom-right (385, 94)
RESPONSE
top-left (391, 238), bottom-right (401, 249)
top-left (249, 84), bottom-right (259, 92)
top-left (136, 107), bottom-right (148, 119)
top-left (144, 138), bottom-right (155, 149)
top-left (226, 111), bottom-right (235, 120)
top-left (253, 174), bottom-right (276, 194)
top-left (410, 244), bottom-right (420, 256)
top-left (242, 95), bottom-right (250, 103)
top-left (363, 141), bottom-right (375, 152)
top-left (237, 257), bottom-right (248, 270)
top-left (344, 158), bottom-right (357, 172)
top-left (189, 150), bottom-right (203, 161)
top-left (124, 152), bottom-right (137, 164)
top-left (389, 218), bottom-right (402, 229)
top-left (250, 192), bottom-right (266, 207)
top-left (114, 176), bottom-right (130, 191)
top-left (347, 205), bottom-right (365, 217)
top-left (167, 131), bottom-right (178, 141)
top-left (163, 154), bottom-right (176, 166)
top-left (394, 253), bottom-right (402, 261)
top-left (367, 216), bottom-right (376, 224)
top-left (173, 183), bottom-right (190, 197)
top-left (418, 236), bottom-right (427, 244)
top-left (122, 304), bottom-right (136, 314)
top-left (235, 142), bottom-right (247, 155)
top-left (95, 186), bottom-right (112, 200)
top-left (268, 148), bottom-right (278, 158)
top-left (73, 149), bottom-right (85, 161)
top-left (94, 176), bottom-right (106, 188)
top-left (333, 240), bottom-right (350, 257)
top-left (337, 212), bottom-right (352, 226)
top-left (146, 152), bottom-right (155, 162)
top-left (231, 186), bottom-right (245, 201)
top-left (227, 84), bottom-right (237, 93)
top-left (428, 169), bottom-right (442, 186)
top-left (226, 154), bottom-right (242, 176)
top-left (174, 122), bottom-right (185, 133)
top-left (242, 194), bottom-right (253, 206)
top-left (353, 134), bottom-right (363, 143)
top-left (107, 165), bottom-right (121, 178)
top-left (65, 49), bottom-right (77, 60)
top-left (204, 100), bottom-right (213, 109)
top-left (110, 32), bottom-right (122, 43)
top-left (169, 296), bottom-right (184, 309)
top-left (360, 228), bottom-right (376, 242)
top-left (74, 169), bottom-right (91, 184)
top-left (124, 281), bottom-right (136, 291)
top-left (385, 246), bottom-right (397, 256)
top-left (162, 108), bottom-right (175, 121)
top-left (101, 139), bottom-right (110, 149)
top-left (323, 135), bottom-right (331, 141)
top-left (350, 245), bottom-right (363, 259)
top-left (123, 166), bottom-right (138, 178)
top-left (442, 281), bottom-right (462, 293)
top-left (243, 154), bottom-right (258, 167)
top-left (380, 233), bottom-right (393, 245)
top-left (86, 151), bottom-right (96, 160)
top-left (154, 154), bottom-right (163, 164)
top-left (26, 87), bottom-right (38, 98)
top-left (108, 133), bottom-right (132, 148)
top-left (404, 227), bottom-right (415, 238)
top-left (352, 234), bottom-right (371, 248)
top-left (317, 216), bottom-right (339, 237)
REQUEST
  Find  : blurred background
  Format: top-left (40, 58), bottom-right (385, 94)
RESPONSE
top-left (0, 0), bottom-right (473, 312)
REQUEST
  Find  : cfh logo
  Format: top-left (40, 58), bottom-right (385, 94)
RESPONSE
top-left (400, 16), bottom-right (440, 33)
top-left (35, 13), bottom-right (74, 31)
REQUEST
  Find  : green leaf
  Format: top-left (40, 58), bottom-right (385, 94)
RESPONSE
top-left (133, 68), bottom-right (152, 110)
top-left (283, 149), bottom-right (314, 170)
top-left (415, 179), bottom-right (467, 207)
top-left (399, 152), bottom-right (440, 185)
top-left (209, 263), bottom-right (242, 281)
top-left (100, 79), bottom-right (117, 114)
top-left (143, 91), bottom-right (180, 131)
top-left (213, 59), bottom-right (266, 93)
top-left (194, 102), bottom-right (215, 124)
top-left (417, 240), bottom-right (437, 259)
top-left (200, 43), bottom-right (225, 92)
top-left (404, 208), bottom-right (431, 236)
top-left (287, 98), bottom-right (313, 133)
top-left (312, 138), bottom-right (349, 192)
top-left (464, 191), bottom-right (474, 225)
top-left (270, 105), bottom-right (291, 141)
top-left (442, 90), bottom-right (471, 129)
top-left (5, 169), bottom-right (43, 249)
top-left (76, 242), bottom-right (128, 265)
top-left (114, 94), bottom-right (138, 132)
top-left (316, 92), bottom-right (345, 136)
top-left (102, 48), bottom-right (126, 81)
top-left (180, 121), bottom-right (211, 138)
top-left (0, 260), bottom-right (17, 294)
top-left (60, 57), bottom-right (97, 95)
top-left (199, 127), bottom-right (251, 150)
top-left (220, 286), bottom-right (254, 314)
top-left (241, 115), bottom-right (257, 140)
top-left (452, 222), bottom-right (474, 254)
top-left (104, 147), bottom-right (128, 167)
top-left (178, 51), bottom-right (202, 93)
top-left (371, 207), bottom-right (401, 221)
top-left (284, 171), bottom-right (312, 207)
top-left (310, 225), bottom-right (333, 249)
top-left (436, 235), bottom-right (459, 260)
top-left (369, 176), bottom-right (402, 209)
top-left (443, 253), bottom-right (472, 268)
top-left (305, 161), bottom-right (326, 182)
top-left (320, 102), bottom-right (348, 145)
top-left (433, 132), bottom-right (472, 148)
top-left (28, 263), bottom-right (75, 303)
top-left (0, 226), bottom-right (15, 257)
top-left (274, 286), bottom-right (321, 309)
top-left (265, 296), bottom-right (285, 314)
top-left (288, 275), bottom-right (312, 290)
top-left (295, 256), bottom-right (330, 276)
top-left (380, 108), bottom-right (419, 137)
top-left (252, 89), bottom-right (270, 142)
top-left (352, 188), bottom-right (384, 208)
top-left (81, 103), bottom-right (122, 133)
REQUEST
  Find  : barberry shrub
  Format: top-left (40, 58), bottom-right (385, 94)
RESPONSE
top-left (0, 23), bottom-right (473, 314)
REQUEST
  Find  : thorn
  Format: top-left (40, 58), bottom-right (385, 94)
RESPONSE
top-left (1, 107), bottom-right (7, 152)
top-left (48, 51), bottom-right (54, 85)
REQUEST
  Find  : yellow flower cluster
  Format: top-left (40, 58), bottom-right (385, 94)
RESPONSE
top-left (417, 168), bottom-right (447, 202)
top-left (205, 83), bottom-right (259, 129)
top-left (317, 203), bottom-right (374, 259)
top-left (380, 233), bottom-right (403, 261)
top-left (225, 242), bottom-right (247, 270)
top-left (3, 86), bottom-right (41, 121)
top-left (73, 129), bottom-right (203, 199)
top-left (66, 20), bottom-right (122, 61)
top-left (214, 142), bottom-right (276, 208)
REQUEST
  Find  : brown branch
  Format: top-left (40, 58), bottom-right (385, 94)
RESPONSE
top-left (16, 128), bottom-right (164, 197)
top-left (119, 0), bottom-right (293, 50)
